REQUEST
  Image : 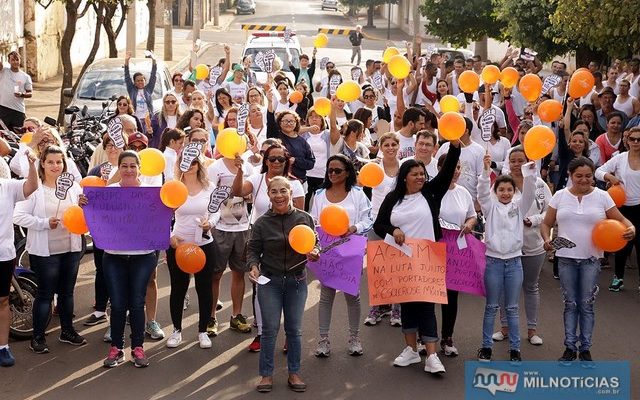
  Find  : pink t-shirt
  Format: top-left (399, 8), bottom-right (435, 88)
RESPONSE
top-left (595, 133), bottom-right (621, 164)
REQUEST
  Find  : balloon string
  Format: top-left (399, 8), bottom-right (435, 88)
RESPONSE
top-left (55, 199), bottom-right (61, 219)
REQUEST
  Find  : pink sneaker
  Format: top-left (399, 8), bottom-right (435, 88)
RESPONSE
top-left (131, 347), bottom-right (149, 368)
top-left (103, 346), bottom-right (125, 368)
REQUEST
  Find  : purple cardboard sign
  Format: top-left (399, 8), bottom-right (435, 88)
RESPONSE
top-left (441, 228), bottom-right (486, 296)
top-left (307, 227), bottom-right (367, 296)
top-left (83, 187), bottom-right (173, 250)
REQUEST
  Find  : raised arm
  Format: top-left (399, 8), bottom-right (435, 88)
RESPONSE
top-left (231, 156), bottom-right (254, 197)
top-left (329, 97), bottom-right (341, 145)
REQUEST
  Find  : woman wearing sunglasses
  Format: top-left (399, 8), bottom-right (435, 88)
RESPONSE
top-left (150, 93), bottom-right (182, 149)
top-left (310, 154), bottom-right (372, 357)
top-left (114, 96), bottom-right (146, 136)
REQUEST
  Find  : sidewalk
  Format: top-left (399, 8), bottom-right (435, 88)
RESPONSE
top-left (342, 9), bottom-right (441, 46)
top-left (25, 11), bottom-right (236, 122)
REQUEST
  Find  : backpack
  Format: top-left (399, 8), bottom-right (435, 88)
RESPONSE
top-left (349, 31), bottom-right (359, 46)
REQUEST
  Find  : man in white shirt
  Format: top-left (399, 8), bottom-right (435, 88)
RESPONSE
top-left (0, 51), bottom-right (33, 131)
top-left (395, 107), bottom-right (426, 159)
top-left (224, 64), bottom-right (249, 105)
top-left (401, 130), bottom-right (439, 178)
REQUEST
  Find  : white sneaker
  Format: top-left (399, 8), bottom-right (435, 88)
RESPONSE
top-left (393, 346), bottom-right (421, 367)
top-left (183, 294), bottom-right (190, 310)
top-left (442, 343), bottom-right (459, 357)
top-left (424, 353), bottom-right (446, 374)
top-left (103, 325), bottom-right (112, 343)
top-left (528, 334), bottom-right (543, 346)
top-left (492, 331), bottom-right (507, 341)
top-left (198, 332), bottom-right (212, 349)
top-left (416, 342), bottom-right (427, 355)
top-left (166, 330), bottom-right (182, 348)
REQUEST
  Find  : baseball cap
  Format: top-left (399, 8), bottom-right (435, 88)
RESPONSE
top-left (127, 132), bottom-right (148, 146)
top-left (598, 86), bottom-right (616, 98)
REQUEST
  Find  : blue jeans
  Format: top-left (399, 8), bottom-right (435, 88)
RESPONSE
top-left (482, 256), bottom-right (523, 350)
top-left (557, 257), bottom-right (600, 352)
top-left (258, 271), bottom-right (307, 377)
top-left (103, 252), bottom-right (157, 349)
top-left (30, 252), bottom-right (81, 338)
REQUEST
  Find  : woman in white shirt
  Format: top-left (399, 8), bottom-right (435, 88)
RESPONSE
top-left (302, 108), bottom-right (331, 210)
top-left (165, 153), bottom-right (216, 350)
top-left (477, 153), bottom-right (536, 363)
top-left (542, 157), bottom-right (634, 364)
top-left (14, 145), bottom-right (87, 354)
top-left (159, 128), bottom-right (186, 181)
top-left (274, 81), bottom-right (295, 114)
top-left (310, 155), bottom-right (372, 357)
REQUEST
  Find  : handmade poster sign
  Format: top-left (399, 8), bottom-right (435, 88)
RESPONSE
top-left (367, 238), bottom-right (448, 305)
top-left (254, 52), bottom-right (266, 72)
top-left (307, 228), bottom-right (367, 296)
top-left (209, 66), bottom-right (223, 85)
top-left (479, 108), bottom-right (496, 142)
top-left (208, 186), bottom-right (232, 213)
top-left (284, 28), bottom-right (292, 43)
top-left (179, 143), bottom-right (201, 173)
top-left (320, 57), bottom-right (330, 70)
top-left (329, 75), bottom-right (341, 96)
top-left (237, 103), bottom-right (250, 135)
top-left (351, 67), bottom-right (362, 81)
top-left (441, 228), bottom-right (486, 296)
top-left (372, 72), bottom-right (384, 90)
top-left (263, 50), bottom-right (276, 73)
top-left (107, 117), bottom-right (126, 149)
top-left (55, 172), bottom-right (74, 201)
top-left (550, 237), bottom-right (576, 251)
top-left (83, 187), bottom-right (173, 250)
top-left (542, 74), bottom-right (562, 96)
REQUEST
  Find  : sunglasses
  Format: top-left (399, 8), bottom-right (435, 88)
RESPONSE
top-left (174, 79), bottom-right (184, 83)
top-left (117, 102), bottom-right (129, 107)
top-left (128, 144), bottom-right (147, 151)
top-left (267, 156), bottom-right (287, 163)
top-left (164, 100), bottom-right (177, 104)
top-left (328, 168), bottom-right (345, 175)
top-left (363, 95), bottom-right (375, 100)
top-left (628, 137), bottom-right (640, 143)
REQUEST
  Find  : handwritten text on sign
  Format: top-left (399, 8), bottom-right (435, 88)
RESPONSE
top-left (83, 187), bottom-right (173, 250)
top-left (441, 228), bottom-right (486, 296)
top-left (366, 239), bottom-right (448, 305)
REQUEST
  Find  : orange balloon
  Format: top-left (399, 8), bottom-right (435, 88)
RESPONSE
top-left (160, 180), bottom-right (189, 208)
top-left (288, 225), bottom-right (316, 254)
top-left (359, 162), bottom-right (384, 188)
top-left (500, 67), bottom-right (519, 89)
top-left (458, 71), bottom-right (480, 94)
top-left (568, 70), bottom-right (595, 99)
top-left (523, 125), bottom-right (556, 160)
top-left (537, 99), bottom-right (563, 122)
top-left (481, 65), bottom-right (500, 84)
top-left (314, 97), bottom-right (331, 117)
top-left (438, 112), bottom-right (466, 141)
top-left (592, 219), bottom-right (627, 252)
top-left (439, 95), bottom-right (460, 113)
top-left (62, 205), bottom-right (89, 235)
top-left (175, 243), bottom-right (206, 274)
top-left (319, 204), bottom-right (350, 236)
top-left (80, 176), bottom-right (106, 188)
top-left (519, 74), bottom-right (543, 102)
top-left (20, 132), bottom-right (33, 144)
top-left (608, 185), bottom-right (627, 208)
top-left (289, 90), bottom-right (304, 104)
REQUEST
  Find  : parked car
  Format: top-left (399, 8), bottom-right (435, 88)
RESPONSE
top-left (433, 47), bottom-right (474, 61)
top-left (236, 0), bottom-right (256, 15)
top-left (242, 32), bottom-right (302, 85)
top-left (62, 57), bottom-right (173, 126)
top-left (321, 0), bottom-right (338, 11)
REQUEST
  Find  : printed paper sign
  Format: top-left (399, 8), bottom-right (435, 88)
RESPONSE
top-left (441, 228), bottom-right (486, 296)
top-left (320, 57), bottom-right (330, 70)
top-left (351, 67), bottom-right (362, 81)
top-left (179, 143), bottom-right (201, 173)
top-left (237, 103), bottom-right (250, 136)
top-left (372, 72), bottom-right (384, 90)
top-left (208, 186), bottom-right (232, 213)
top-left (263, 50), bottom-right (276, 73)
top-left (550, 237), bottom-right (576, 250)
top-left (284, 28), bottom-right (292, 43)
top-left (367, 238), bottom-right (448, 306)
top-left (254, 52), bottom-right (266, 72)
top-left (209, 66), bottom-right (223, 85)
top-left (107, 117), bottom-right (126, 149)
top-left (83, 187), bottom-right (173, 250)
top-left (542, 74), bottom-right (562, 95)
top-left (479, 108), bottom-right (496, 142)
top-left (329, 74), bottom-right (341, 96)
top-left (55, 172), bottom-right (74, 200)
top-left (100, 163), bottom-right (113, 181)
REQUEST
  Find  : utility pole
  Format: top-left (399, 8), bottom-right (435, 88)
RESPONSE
top-left (163, 0), bottom-right (173, 61)
top-left (387, 1), bottom-right (391, 40)
top-left (213, 0), bottom-right (219, 26)
top-left (126, 0), bottom-right (136, 57)
top-left (193, 0), bottom-right (201, 43)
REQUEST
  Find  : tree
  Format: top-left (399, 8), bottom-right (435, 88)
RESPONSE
top-left (339, 0), bottom-right (394, 28)
top-left (104, 0), bottom-right (129, 58)
top-left (146, 0), bottom-right (156, 51)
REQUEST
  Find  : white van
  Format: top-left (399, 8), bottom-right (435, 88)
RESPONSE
top-left (242, 32), bottom-right (303, 85)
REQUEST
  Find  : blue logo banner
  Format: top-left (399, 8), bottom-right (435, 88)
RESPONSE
top-left (465, 361), bottom-right (630, 400)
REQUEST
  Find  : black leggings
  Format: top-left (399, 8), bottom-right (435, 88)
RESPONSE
top-left (166, 242), bottom-right (216, 332)
top-left (440, 289), bottom-right (459, 339)
top-left (0, 260), bottom-right (14, 297)
top-left (305, 177), bottom-right (324, 212)
top-left (614, 205), bottom-right (640, 280)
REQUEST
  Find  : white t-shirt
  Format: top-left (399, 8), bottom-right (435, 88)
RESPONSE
top-left (306, 132), bottom-right (329, 178)
top-left (389, 192), bottom-right (435, 240)
top-left (0, 179), bottom-right (25, 261)
top-left (207, 159), bottom-right (252, 232)
top-left (400, 156), bottom-right (438, 180)
top-left (247, 174), bottom-right (304, 224)
top-left (595, 152), bottom-right (640, 206)
top-left (310, 187), bottom-right (373, 234)
top-left (163, 147), bottom-right (178, 181)
top-left (396, 131), bottom-right (416, 160)
top-left (371, 159), bottom-right (398, 220)
top-left (172, 185), bottom-right (215, 246)
top-left (439, 184), bottom-right (476, 227)
top-left (550, 188), bottom-right (616, 259)
top-left (134, 89), bottom-right (148, 119)
top-left (43, 186), bottom-right (73, 255)
top-left (166, 115), bottom-right (178, 129)
top-left (0, 65), bottom-right (33, 113)
top-left (436, 141), bottom-right (484, 200)
top-left (487, 136), bottom-right (512, 172)
top-left (225, 80), bottom-right (249, 104)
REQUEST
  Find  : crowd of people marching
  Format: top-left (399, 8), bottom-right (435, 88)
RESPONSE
top-left (1, 39), bottom-right (639, 393)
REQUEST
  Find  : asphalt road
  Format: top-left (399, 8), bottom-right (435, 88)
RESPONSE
top-left (5, 1), bottom-right (640, 399)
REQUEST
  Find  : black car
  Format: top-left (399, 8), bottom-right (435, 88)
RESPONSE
top-left (236, 0), bottom-right (256, 14)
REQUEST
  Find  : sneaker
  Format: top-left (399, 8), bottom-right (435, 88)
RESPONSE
top-left (199, 332), bottom-right (212, 349)
top-left (103, 326), bottom-right (112, 343)
top-left (553, 274), bottom-right (560, 280)
top-left (492, 331), bottom-right (507, 341)
top-left (390, 309), bottom-right (401, 327)
top-left (283, 341), bottom-right (288, 353)
top-left (183, 294), bottom-right (190, 310)
top-left (579, 350), bottom-right (595, 368)
top-left (348, 335), bottom-right (363, 356)
top-left (249, 335), bottom-right (261, 352)
top-left (528, 334), bottom-right (543, 346)
top-left (0, 347), bottom-right (15, 367)
top-left (315, 337), bottom-right (331, 358)
top-left (59, 330), bottom-right (87, 346)
top-left (166, 329), bottom-right (182, 348)
top-left (558, 348), bottom-right (577, 365)
top-left (424, 353), bottom-right (446, 374)
top-left (608, 277), bottom-right (624, 292)
top-left (216, 300), bottom-right (223, 311)
top-left (84, 313), bottom-right (107, 326)
top-left (230, 314), bottom-right (252, 333)
top-left (131, 347), bottom-right (149, 368)
top-left (440, 338), bottom-right (459, 357)
top-left (29, 337), bottom-right (49, 354)
top-left (416, 341), bottom-right (427, 356)
top-left (477, 347), bottom-right (492, 362)
top-left (103, 346), bottom-right (125, 368)
top-left (206, 317), bottom-right (218, 337)
top-left (379, 304), bottom-right (392, 317)
top-left (510, 349), bottom-right (522, 364)
top-left (363, 308), bottom-right (382, 326)
top-left (145, 320), bottom-right (165, 340)
top-left (393, 346), bottom-right (421, 367)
